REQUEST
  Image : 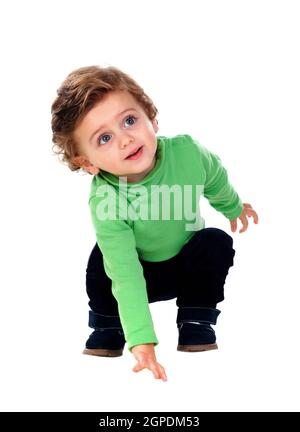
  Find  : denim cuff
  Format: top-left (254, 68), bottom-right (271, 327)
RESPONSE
top-left (176, 307), bottom-right (221, 325)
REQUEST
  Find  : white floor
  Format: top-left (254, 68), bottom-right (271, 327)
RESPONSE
top-left (1, 216), bottom-right (299, 412)
top-left (1, 0), bottom-right (299, 412)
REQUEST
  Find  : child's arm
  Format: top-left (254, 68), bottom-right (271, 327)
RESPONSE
top-left (131, 344), bottom-right (167, 381)
top-left (89, 196), bottom-right (158, 348)
top-left (196, 140), bottom-right (259, 227)
top-left (201, 145), bottom-right (243, 221)
top-left (89, 195), bottom-right (167, 380)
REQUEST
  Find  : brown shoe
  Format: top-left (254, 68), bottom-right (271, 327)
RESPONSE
top-left (83, 347), bottom-right (123, 357)
top-left (177, 343), bottom-right (218, 352)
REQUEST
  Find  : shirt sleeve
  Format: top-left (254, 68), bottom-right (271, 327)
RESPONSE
top-left (89, 195), bottom-right (159, 352)
top-left (197, 141), bottom-right (243, 220)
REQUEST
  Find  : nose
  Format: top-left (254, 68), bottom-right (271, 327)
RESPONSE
top-left (119, 134), bottom-right (134, 149)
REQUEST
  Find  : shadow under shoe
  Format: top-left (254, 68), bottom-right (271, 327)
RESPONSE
top-left (176, 307), bottom-right (220, 352)
top-left (83, 311), bottom-right (126, 357)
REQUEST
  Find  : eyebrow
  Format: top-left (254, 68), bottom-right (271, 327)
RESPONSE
top-left (89, 108), bottom-right (137, 143)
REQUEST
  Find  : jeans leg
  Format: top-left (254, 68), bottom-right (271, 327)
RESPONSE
top-left (140, 255), bottom-right (179, 303)
top-left (86, 243), bottom-right (179, 313)
top-left (85, 241), bottom-right (179, 350)
top-left (176, 228), bottom-right (236, 308)
top-left (85, 243), bottom-right (125, 351)
top-left (86, 243), bottom-right (119, 315)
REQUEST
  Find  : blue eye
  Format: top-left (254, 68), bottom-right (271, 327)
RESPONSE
top-left (96, 115), bottom-right (137, 146)
top-left (124, 115), bottom-right (137, 127)
top-left (97, 134), bottom-right (112, 145)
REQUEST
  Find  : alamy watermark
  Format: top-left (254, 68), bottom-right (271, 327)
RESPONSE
top-left (95, 176), bottom-right (205, 231)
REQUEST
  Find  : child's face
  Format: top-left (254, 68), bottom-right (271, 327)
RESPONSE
top-left (73, 90), bottom-right (159, 182)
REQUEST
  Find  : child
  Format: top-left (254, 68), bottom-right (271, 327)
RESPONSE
top-left (51, 65), bottom-right (258, 382)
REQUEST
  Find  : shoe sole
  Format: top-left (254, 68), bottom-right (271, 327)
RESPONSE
top-left (82, 348), bottom-right (123, 357)
top-left (177, 343), bottom-right (218, 352)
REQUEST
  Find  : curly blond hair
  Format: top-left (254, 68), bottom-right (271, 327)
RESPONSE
top-left (51, 65), bottom-right (158, 173)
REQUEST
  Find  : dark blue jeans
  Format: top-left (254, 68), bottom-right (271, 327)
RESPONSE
top-left (86, 228), bottom-right (235, 316)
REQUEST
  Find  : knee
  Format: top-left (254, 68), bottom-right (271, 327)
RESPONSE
top-left (197, 228), bottom-right (235, 267)
top-left (198, 228), bottom-right (234, 248)
top-left (180, 227), bottom-right (235, 270)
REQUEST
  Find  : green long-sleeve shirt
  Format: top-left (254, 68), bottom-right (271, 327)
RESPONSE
top-left (88, 134), bottom-right (243, 351)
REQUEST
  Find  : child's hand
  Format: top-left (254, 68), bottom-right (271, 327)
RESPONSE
top-left (131, 343), bottom-right (167, 382)
top-left (230, 203), bottom-right (259, 233)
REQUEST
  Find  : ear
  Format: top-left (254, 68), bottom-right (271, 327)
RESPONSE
top-left (71, 156), bottom-right (100, 175)
top-left (152, 118), bottom-right (159, 133)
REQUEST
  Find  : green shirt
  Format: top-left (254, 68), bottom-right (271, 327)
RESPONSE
top-left (88, 134), bottom-right (243, 351)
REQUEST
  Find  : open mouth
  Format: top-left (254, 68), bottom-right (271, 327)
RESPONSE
top-left (125, 146), bottom-right (143, 160)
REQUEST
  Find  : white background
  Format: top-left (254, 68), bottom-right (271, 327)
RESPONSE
top-left (0, 0), bottom-right (299, 412)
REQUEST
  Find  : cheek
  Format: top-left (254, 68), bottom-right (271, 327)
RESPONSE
top-left (107, 148), bottom-right (120, 165)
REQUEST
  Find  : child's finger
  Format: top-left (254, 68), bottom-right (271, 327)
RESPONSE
top-left (132, 362), bottom-right (144, 373)
top-left (148, 362), bottom-right (163, 381)
top-left (230, 219), bottom-right (237, 232)
top-left (159, 366), bottom-right (168, 382)
top-left (239, 216), bottom-right (248, 233)
top-left (152, 369), bottom-right (160, 380)
top-left (149, 363), bottom-right (160, 379)
top-left (154, 364), bottom-right (167, 381)
top-left (247, 209), bottom-right (259, 223)
top-left (133, 360), bottom-right (167, 382)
